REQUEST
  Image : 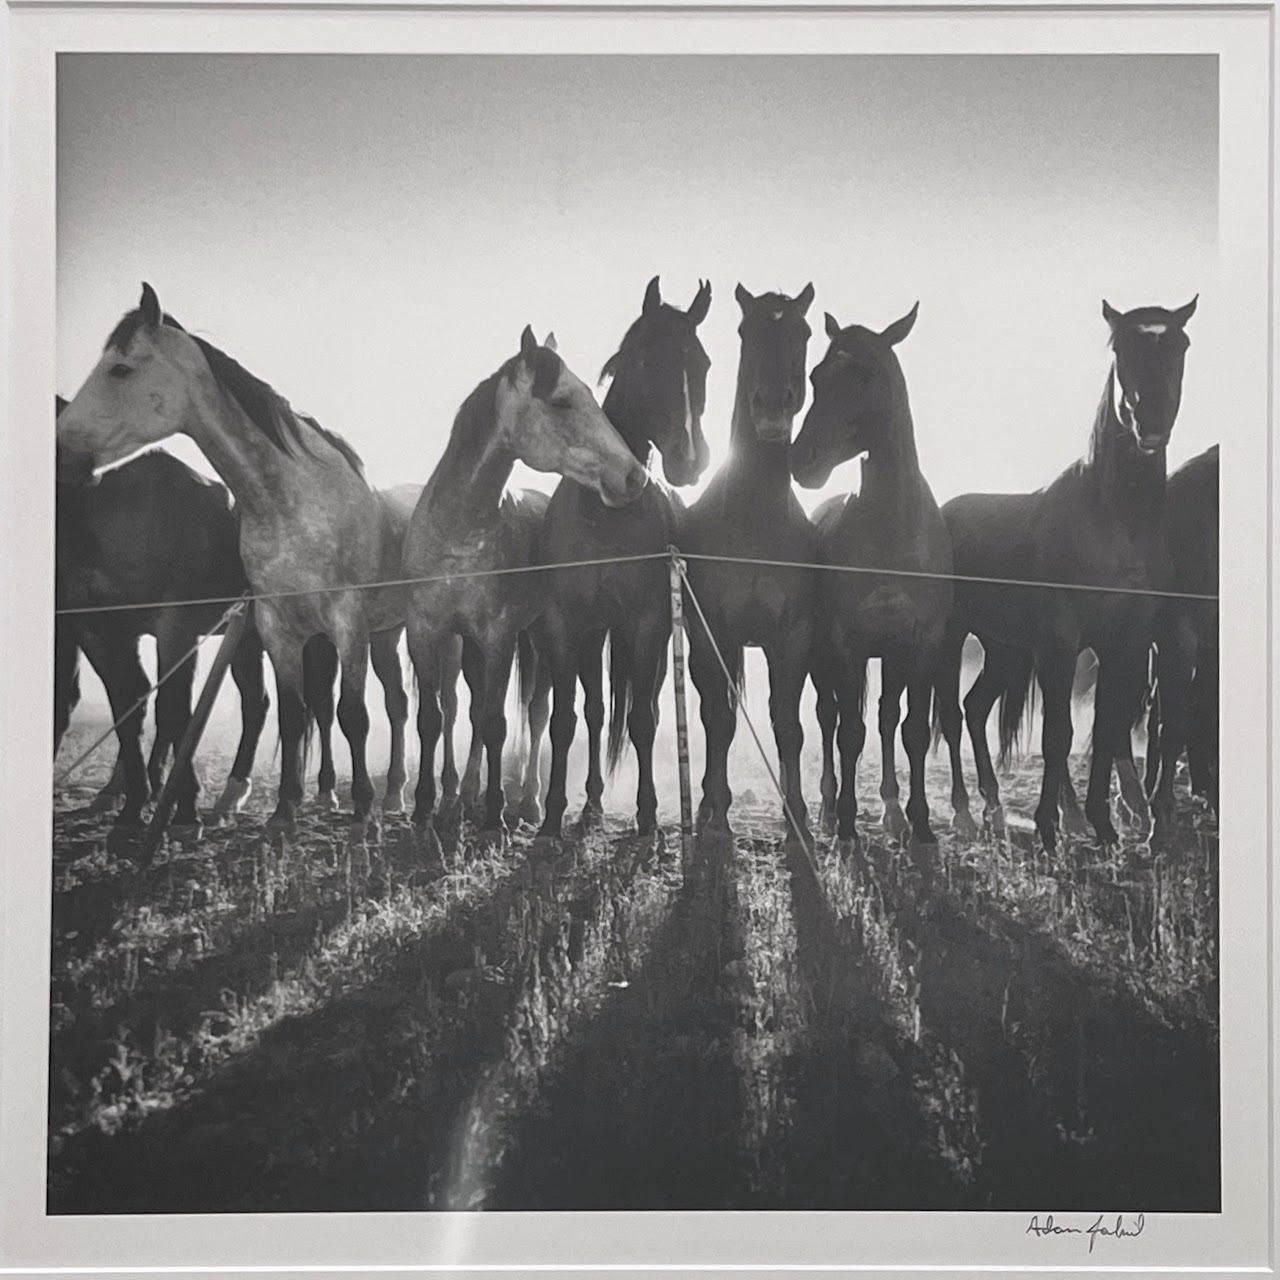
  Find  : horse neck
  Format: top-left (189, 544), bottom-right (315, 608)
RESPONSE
top-left (602, 377), bottom-right (656, 468)
top-left (429, 380), bottom-right (516, 525)
top-left (858, 372), bottom-right (923, 512)
top-left (183, 373), bottom-right (307, 514)
top-left (1085, 367), bottom-right (1167, 527)
top-left (726, 376), bottom-right (792, 505)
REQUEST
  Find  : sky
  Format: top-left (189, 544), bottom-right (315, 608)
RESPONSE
top-left (57, 54), bottom-right (1220, 508)
top-left (55, 53), bottom-right (1221, 780)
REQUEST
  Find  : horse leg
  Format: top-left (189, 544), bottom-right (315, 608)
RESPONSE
top-left (963, 643), bottom-right (1016, 834)
top-left (903, 662), bottom-right (937, 848)
top-left (438, 636), bottom-right (462, 805)
top-left (154, 613), bottom-right (201, 830)
top-left (333, 625), bottom-right (375, 840)
top-left (257, 611), bottom-right (307, 836)
top-left (833, 649), bottom-right (868, 853)
top-left (877, 654), bottom-right (909, 841)
top-left (407, 620), bottom-right (447, 860)
top-left (628, 614), bottom-right (669, 839)
top-left (518, 638), bottom-right (552, 827)
top-left (935, 627), bottom-right (978, 839)
top-left (1189, 642), bottom-right (1218, 812)
top-left (537, 616), bottom-right (578, 841)
top-left (212, 622), bottom-right (269, 820)
top-left (813, 662), bottom-right (839, 837)
top-left (79, 629), bottom-right (150, 826)
top-left (689, 627), bottom-right (737, 838)
top-left (303, 635), bottom-right (339, 811)
top-left (579, 631), bottom-right (607, 830)
top-left (1150, 623), bottom-right (1194, 841)
top-left (765, 622), bottom-right (812, 849)
top-left (458, 639), bottom-right (485, 820)
top-left (478, 634), bottom-right (519, 844)
top-left (1057, 771), bottom-right (1092, 838)
top-left (53, 616), bottom-right (80, 758)
top-left (370, 628), bottom-right (409, 814)
top-left (1033, 649), bottom-right (1076, 854)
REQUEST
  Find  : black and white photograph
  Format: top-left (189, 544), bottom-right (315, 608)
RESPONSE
top-left (2, 6), bottom-right (1273, 1269)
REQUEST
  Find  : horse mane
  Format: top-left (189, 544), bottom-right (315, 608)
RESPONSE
top-left (106, 307), bottom-right (367, 481)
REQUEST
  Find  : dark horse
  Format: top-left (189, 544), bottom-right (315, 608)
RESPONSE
top-left (681, 283), bottom-right (816, 844)
top-left (404, 327), bottom-right (648, 852)
top-left (1144, 443), bottom-right (1219, 837)
top-left (790, 303), bottom-right (952, 853)
top-left (55, 398), bottom-right (281, 829)
top-left (536, 276), bottom-right (712, 841)
top-left (933, 297), bottom-right (1197, 851)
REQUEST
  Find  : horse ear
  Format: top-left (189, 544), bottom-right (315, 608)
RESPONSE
top-left (643, 276), bottom-right (662, 318)
top-left (687, 278), bottom-right (711, 327)
top-left (1171, 294), bottom-right (1198, 326)
top-left (734, 283), bottom-right (755, 313)
top-left (140, 282), bottom-right (162, 328)
top-left (881, 301), bottom-right (919, 346)
top-left (520, 325), bottom-right (538, 366)
top-left (543, 331), bottom-right (558, 352)
top-left (794, 282), bottom-right (815, 317)
top-left (1102, 299), bottom-right (1123, 329)
top-left (824, 312), bottom-right (842, 340)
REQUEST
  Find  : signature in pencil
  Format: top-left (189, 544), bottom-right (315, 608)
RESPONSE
top-left (1026, 1213), bottom-right (1146, 1254)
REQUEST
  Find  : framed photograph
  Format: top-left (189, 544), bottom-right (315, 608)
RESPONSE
top-left (2, 0), bottom-right (1275, 1275)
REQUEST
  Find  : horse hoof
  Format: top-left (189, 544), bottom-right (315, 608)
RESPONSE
top-left (951, 808), bottom-right (979, 841)
top-left (881, 804), bottom-right (910, 842)
top-left (211, 776), bottom-right (252, 822)
top-left (985, 805), bottom-right (1008, 838)
top-left (106, 821), bottom-right (143, 857)
top-left (316, 789), bottom-right (339, 813)
top-left (819, 805), bottom-right (837, 838)
top-left (1062, 810), bottom-right (1092, 839)
top-left (266, 806), bottom-right (299, 839)
top-left (382, 788), bottom-right (406, 816)
top-left (532, 832), bottom-right (564, 858)
top-left (516, 797), bottom-right (543, 828)
top-left (414, 821), bottom-right (443, 865)
top-left (784, 825), bottom-right (815, 856)
top-left (836, 834), bottom-right (864, 864)
top-left (169, 822), bottom-right (204, 848)
top-left (577, 803), bottom-right (604, 833)
top-left (86, 791), bottom-right (121, 817)
top-left (477, 825), bottom-right (508, 855)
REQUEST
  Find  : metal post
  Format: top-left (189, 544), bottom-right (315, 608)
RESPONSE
top-left (667, 546), bottom-right (694, 880)
top-left (141, 599), bottom-right (250, 865)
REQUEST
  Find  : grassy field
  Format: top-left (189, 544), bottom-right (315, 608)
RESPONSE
top-left (47, 686), bottom-right (1219, 1214)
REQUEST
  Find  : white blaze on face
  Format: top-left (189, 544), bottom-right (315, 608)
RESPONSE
top-left (1136, 323), bottom-right (1168, 336)
top-left (682, 370), bottom-right (695, 450)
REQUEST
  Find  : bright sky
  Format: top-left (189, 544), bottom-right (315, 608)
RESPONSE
top-left (58, 54), bottom-right (1220, 512)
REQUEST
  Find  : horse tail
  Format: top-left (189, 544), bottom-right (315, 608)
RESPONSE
top-left (996, 650), bottom-right (1038, 770)
top-left (606, 630), bottom-right (632, 779)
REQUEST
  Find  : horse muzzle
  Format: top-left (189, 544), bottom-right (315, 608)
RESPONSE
top-left (599, 461), bottom-right (650, 508)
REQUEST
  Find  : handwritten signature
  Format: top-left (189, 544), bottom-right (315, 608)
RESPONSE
top-left (1026, 1213), bottom-right (1146, 1254)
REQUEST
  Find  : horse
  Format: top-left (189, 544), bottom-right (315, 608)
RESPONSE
top-left (680, 282), bottom-right (817, 845)
top-left (536, 276), bottom-right (712, 842)
top-left (402, 326), bottom-right (648, 853)
top-left (932, 296), bottom-right (1198, 852)
top-left (55, 401), bottom-right (276, 830)
top-left (790, 303), bottom-right (952, 854)
top-left (1144, 443), bottom-right (1219, 836)
top-left (56, 283), bottom-right (440, 839)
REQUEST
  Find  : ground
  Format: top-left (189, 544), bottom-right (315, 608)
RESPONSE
top-left (46, 696), bottom-right (1219, 1214)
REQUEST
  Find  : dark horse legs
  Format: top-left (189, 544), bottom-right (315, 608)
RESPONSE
top-left (1033, 647), bottom-right (1076, 853)
top-left (1084, 646), bottom-right (1149, 847)
top-left (579, 632), bottom-right (607, 829)
top-left (765, 624), bottom-right (812, 846)
top-left (832, 649), bottom-right (869, 848)
top-left (153, 612), bottom-right (201, 827)
top-left (814, 662), bottom-right (839, 836)
top-left (963, 639), bottom-right (1024, 833)
top-left (627, 615), bottom-right (669, 837)
top-left (877, 655), bottom-right (910, 840)
top-left (689, 624), bottom-right (737, 836)
top-left (370, 628), bottom-right (410, 814)
top-left (78, 629), bottom-right (151, 827)
top-left (933, 627), bottom-right (980, 839)
top-left (1148, 621), bottom-right (1195, 840)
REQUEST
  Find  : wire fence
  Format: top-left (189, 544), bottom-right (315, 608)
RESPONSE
top-left (55, 548), bottom-right (1219, 619)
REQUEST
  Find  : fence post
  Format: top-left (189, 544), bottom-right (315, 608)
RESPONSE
top-left (667, 546), bottom-right (694, 880)
top-left (141, 598), bottom-right (251, 865)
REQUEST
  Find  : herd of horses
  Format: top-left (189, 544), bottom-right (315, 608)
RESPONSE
top-left (53, 278), bottom-right (1218, 864)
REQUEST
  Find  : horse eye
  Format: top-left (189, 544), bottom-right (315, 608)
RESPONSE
top-left (108, 363), bottom-right (132, 379)
top-left (548, 395), bottom-right (573, 410)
